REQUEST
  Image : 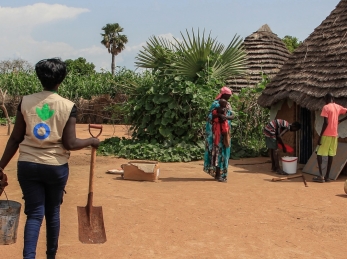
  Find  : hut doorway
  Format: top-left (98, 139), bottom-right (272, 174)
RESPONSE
top-left (299, 107), bottom-right (312, 164)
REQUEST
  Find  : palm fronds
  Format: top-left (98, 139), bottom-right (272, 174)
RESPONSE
top-left (135, 29), bottom-right (247, 81)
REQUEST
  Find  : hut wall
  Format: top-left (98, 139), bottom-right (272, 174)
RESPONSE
top-left (313, 112), bottom-right (347, 144)
top-left (275, 100), bottom-right (297, 156)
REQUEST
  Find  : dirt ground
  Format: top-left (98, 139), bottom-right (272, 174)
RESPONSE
top-left (1, 124), bottom-right (347, 259)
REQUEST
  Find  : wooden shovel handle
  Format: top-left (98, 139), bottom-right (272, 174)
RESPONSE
top-left (87, 147), bottom-right (96, 211)
top-left (86, 124), bottom-right (101, 210)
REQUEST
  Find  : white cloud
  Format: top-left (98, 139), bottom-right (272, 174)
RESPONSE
top-left (157, 33), bottom-right (176, 42)
top-left (124, 42), bottom-right (146, 53)
top-left (0, 3), bottom-right (90, 66)
top-left (0, 3), bottom-right (89, 31)
top-left (0, 3), bottom-right (180, 71)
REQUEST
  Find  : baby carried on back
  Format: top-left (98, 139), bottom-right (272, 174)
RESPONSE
top-left (212, 99), bottom-right (230, 147)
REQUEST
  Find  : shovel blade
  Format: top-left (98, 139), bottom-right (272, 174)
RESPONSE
top-left (77, 206), bottom-right (106, 244)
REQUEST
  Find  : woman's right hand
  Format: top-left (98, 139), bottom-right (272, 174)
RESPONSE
top-left (91, 138), bottom-right (100, 149)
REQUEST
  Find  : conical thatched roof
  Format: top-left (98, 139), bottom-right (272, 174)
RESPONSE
top-left (227, 24), bottom-right (290, 92)
top-left (258, 0), bottom-right (347, 110)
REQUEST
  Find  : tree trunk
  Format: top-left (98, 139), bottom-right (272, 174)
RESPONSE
top-left (111, 54), bottom-right (115, 75)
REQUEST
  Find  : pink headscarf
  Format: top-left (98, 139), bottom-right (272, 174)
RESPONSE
top-left (215, 86), bottom-right (232, 100)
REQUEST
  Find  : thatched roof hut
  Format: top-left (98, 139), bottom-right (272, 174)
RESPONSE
top-left (227, 24), bottom-right (290, 92)
top-left (258, 0), bottom-right (347, 110)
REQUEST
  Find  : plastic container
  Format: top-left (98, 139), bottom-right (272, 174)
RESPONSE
top-left (281, 156), bottom-right (298, 175)
top-left (0, 199), bottom-right (21, 245)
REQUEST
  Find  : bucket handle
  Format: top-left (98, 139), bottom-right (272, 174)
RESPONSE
top-left (1, 189), bottom-right (10, 207)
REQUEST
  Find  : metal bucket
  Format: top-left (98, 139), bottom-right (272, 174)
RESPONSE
top-left (0, 194), bottom-right (21, 245)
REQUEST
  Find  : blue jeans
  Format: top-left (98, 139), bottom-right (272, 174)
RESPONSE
top-left (17, 161), bottom-right (69, 259)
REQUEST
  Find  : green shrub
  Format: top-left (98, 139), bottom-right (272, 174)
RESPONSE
top-left (0, 68), bottom-right (141, 100)
top-left (126, 72), bottom-right (221, 143)
top-left (98, 137), bottom-right (205, 162)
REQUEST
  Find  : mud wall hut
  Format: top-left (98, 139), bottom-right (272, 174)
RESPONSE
top-left (257, 0), bottom-right (347, 164)
top-left (227, 24), bottom-right (290, 92)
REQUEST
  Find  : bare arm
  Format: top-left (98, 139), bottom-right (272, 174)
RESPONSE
top-left (339, 111), bottom-right (347, 123)
top-left (276, 135), bottom-right (286, 152)
top-left (276, 128), bottom-right (289, 152)
top-left (0, 110), bottom-right (26, 178)
top-left (62, 117), bottom-right (100, 151)
top-left (225, 115), bottom-right (235, 120)
top-left (318, 118), bottom-right (328, 145)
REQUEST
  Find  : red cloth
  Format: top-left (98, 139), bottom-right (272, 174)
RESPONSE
top-left (215, 86), bottom-right (232, 100)
top-left (277, 143), bottom-right (294, 153)
top-left (212, 110), bottom-right (229, 145)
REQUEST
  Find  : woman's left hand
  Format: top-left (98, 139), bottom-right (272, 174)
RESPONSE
top-left (224, 115), bottom-right (235, 120)
top-left (228, 114), bottom-right (235, 120)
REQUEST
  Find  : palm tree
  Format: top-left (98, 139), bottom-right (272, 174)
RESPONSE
top-left (101, 23), bottom-right (128, 75)
top-left (136, 29), bottom-right (247, 82)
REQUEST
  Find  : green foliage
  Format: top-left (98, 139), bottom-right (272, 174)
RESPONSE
top-left (282, 35), bottom-right (302, 53)
top-left (174, 31), bottom-right (247, 81)
top-left (0, 72), bottom-right (42, 96)
top-left (98, 137), bottom-right (205, 162)
top-left (135, 36), bottom-right (176, 74)
top-left (126, 72), bottom-right (222, 143)
top-left (229, 74), bottom-right (270, 159)
top-left (0, 115), bottom-right (15, 125)
top-left (136, 29), bottom-right (247, 81)
top-left (65, 57), bottom-right (95, 75)
top-left (0, 68), bottom-right (140, 101)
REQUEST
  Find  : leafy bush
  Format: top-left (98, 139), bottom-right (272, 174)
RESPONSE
top-left (98, 137), bottom-right (204, 162)
top-left (65, 57), bottom-right (96, 75)
top-left (0, 67), bottom-right (141, 100)
top-left (229, 74), bottom-right (270, 158)
top-left (126, 72), bottom-right (221, 143)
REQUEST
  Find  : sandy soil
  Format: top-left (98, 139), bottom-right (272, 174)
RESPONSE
top-left (1, 124), bottom-right (347, 259)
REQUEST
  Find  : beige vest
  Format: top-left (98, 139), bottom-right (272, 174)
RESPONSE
top-left (19, 91), bottom-right (74, 165)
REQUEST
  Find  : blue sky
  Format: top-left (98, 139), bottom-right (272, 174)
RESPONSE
top-left (0, 0), bottom-right (341, 71)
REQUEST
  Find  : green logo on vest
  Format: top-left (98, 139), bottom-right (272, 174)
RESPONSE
top-left (36, 103), bottom-right (54, 121)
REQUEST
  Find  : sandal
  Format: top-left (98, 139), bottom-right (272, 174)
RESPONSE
top-left (313, 176), bottom-right (325, 183)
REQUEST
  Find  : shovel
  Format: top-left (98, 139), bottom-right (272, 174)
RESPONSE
top-left (77, 124), bottom-right (106, 244)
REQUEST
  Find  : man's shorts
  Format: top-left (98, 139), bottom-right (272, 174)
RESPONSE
top-left (317, 136), bottom-right (338, 156)
top-left (265, 137), bottom-right (277, 150)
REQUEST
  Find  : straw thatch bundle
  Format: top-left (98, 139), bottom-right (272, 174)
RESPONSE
top-left (227, 24), bottom-right (290, 92)
top-left (258, 0), bottom-right (347, 110)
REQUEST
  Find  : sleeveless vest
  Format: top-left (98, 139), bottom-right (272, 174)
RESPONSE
top-left (19, 91), bottom-right (74, 165)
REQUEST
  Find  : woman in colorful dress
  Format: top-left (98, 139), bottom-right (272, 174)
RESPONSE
top-left (204, 86), bottom-right (234, 182)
